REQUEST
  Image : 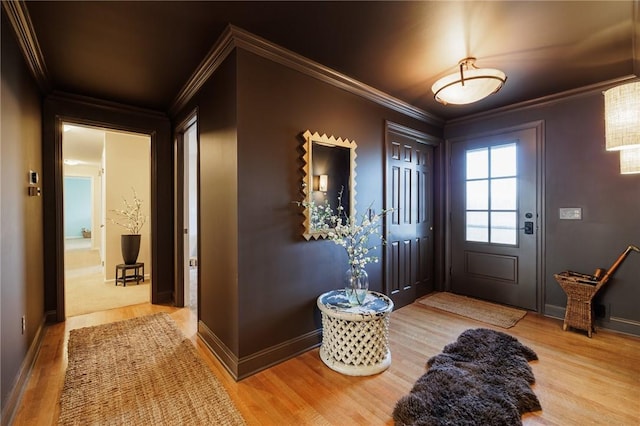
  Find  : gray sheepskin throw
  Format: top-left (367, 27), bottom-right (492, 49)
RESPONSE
top-left (393, 328), bottom-right (541, 426)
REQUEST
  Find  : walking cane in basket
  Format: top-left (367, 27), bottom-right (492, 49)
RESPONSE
top-left (554, 245), bottom-right (640, 337)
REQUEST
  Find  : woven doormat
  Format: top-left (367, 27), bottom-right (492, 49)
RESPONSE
top-left (418, 292), bottom-right (527, 328)
top-left (58, 313), bottom-right (246, 425)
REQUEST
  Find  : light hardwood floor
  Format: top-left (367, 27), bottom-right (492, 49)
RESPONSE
top-left (10, 300), bottom-right (640, 425)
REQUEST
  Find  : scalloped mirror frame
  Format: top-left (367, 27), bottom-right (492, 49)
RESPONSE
top-left (301, 130), bottom-right (357, 240)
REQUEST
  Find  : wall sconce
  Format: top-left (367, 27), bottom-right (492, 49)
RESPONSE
top-left (620, 147), bottom-right (640, 174)
top-left (604, 81), bottom-right (640, 151)
top-left (318, 174), bottom-right (328, 192)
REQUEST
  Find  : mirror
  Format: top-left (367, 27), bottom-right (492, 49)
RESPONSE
top-left (301, 130), bottom-right (357, 240)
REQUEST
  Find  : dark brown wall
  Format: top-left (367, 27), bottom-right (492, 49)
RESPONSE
top-left (233, 49), bottom-right (441, 370)
top-left (42, 95), bottom-right (174, 315)
top-left (175, 46), bottom-right (442, 378)
top-left (445, 93), bottom-right (640, 335)
top-left (176, 53), bottom-right (241, 357)
top-left (1, 10), bottom-right (44, 411)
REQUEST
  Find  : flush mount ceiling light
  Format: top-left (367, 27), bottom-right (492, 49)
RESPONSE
top-left (604, 81), bottom-right (640, 151)
top-left (431, 57), bottom-right (506, 105)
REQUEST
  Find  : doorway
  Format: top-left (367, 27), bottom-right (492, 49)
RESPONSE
top-left (62, 123), bottom-right (151, 317)
top-left (384, 122), bottom-right (437, 309)
top-left (448, 123), bottom-right (542, 311)
top-left (183, 121), bottom-right (198, 313)
top-left (174, 113), bottom-right (199, 312)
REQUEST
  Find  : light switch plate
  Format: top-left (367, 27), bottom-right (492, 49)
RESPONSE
top-left (29, 170), bottom-right (38, 184)
top-left (559, 207), bottom-right (582, 220)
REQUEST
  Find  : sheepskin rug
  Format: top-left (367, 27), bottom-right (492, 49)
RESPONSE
top-left (393, 328), bottom-right (541, 426)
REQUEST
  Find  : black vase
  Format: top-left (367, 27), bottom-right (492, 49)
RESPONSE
top-left (121, 234), bottom-right (141, 265)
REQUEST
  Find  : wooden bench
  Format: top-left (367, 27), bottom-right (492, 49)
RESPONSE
top-left (115, 263), bottom-right (144, 287)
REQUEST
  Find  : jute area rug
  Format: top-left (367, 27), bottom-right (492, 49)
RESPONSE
top-left (418, 292), bottom-right (527, 328)
top-left (58, 313), bottom-right (246, 425)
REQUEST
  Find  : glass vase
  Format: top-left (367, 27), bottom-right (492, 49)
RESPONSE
top-left (344, 267), bottom-right (369, 306)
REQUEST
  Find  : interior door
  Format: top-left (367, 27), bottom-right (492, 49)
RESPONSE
top-left (385, 124), bottom-right (434, 309)
top-left (450, 126), bottom-right (538, 310)
top-left (184, 121), bottom-right (198, 311)
top-left (175, 113), bottom-right (198, 309)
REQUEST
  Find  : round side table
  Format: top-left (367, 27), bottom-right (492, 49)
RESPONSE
top-left (316, 289), bottom-right (394, 376)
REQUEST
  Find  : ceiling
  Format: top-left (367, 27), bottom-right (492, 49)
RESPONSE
top-left (17, 1), bottom-right (640, 121)
top-left (63, 125), bottom-right (105, 167)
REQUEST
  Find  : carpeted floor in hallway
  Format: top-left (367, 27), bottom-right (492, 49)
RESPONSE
top-left (64, 238), bottom-right (149, 317)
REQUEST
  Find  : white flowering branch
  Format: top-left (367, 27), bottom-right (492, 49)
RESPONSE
top-left (303, 188), bottom-right (392, 273)
top-left (110, 188), bottom-right (147, 234)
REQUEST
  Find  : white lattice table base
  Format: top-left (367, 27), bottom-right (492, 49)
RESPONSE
top-left (317, 290), bottom-right (394, 376)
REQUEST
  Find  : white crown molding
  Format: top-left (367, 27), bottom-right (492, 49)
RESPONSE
top-left (385, 121), bottom-right (441, 146)
top-left (170, 24), bottom-right (443, 126)
top-left (2, 0), bottom-right (50, 93)
top-left (47, 91), bottom-right (169, 121)
top-left (447, 75), bottom-right (640, 126)
top-left (168, 26), bottom-right (236, 118)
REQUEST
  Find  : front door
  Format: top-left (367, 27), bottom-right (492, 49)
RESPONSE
top-left (385, 123), bottom-right (435, 309)
top-left (450, 125), bottom-right (540, 310)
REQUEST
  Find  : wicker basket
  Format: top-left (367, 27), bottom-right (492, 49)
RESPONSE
top-left (555, 245), bottom-right (639, 337)
top-left (554, 272), bottom-right (600, 337)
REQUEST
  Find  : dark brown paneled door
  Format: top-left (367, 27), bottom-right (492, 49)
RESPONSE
top-left (450, 127), bottom-right (538, 310)
top-left (385, 126), bottom-right (434, 309)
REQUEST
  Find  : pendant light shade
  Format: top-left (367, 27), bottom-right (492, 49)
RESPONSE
top-left (431, 57), bottom-right (506, 105)
top-left (604, 81), bottom-right (640, 151)
top-left (620, 147), bottom-right (640, 174)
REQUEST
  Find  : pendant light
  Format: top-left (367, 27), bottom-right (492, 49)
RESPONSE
top-left (620, 147), bottom-right (640, 174)
top-left (431, 57), bottom-right (506, 105)
top-left (604, 81), bottom-right (640, 151)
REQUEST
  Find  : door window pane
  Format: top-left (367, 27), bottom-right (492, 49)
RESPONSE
top-left (491, 212), bottom-right (517, 244)
top-left (466, 148), bottom-right (488, 179)
top-left (491, 143), bottom-right (516, 177)
top-left (466, 212), bottom-right (488, 242)
top-left (491, 178), bottom-right (516, 210)
top-left (465, 142), bottom-right (518, 245)
top-left (466, 180), bottom-right (488, 210)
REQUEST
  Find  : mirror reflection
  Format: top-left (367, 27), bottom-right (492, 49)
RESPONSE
top-left (301, 131), bottom-right (357, 240)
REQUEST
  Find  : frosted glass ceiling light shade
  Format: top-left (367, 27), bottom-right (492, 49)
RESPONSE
top-left (620, 147), bottom-right (640, 174)
top-left (431, 57), bottom-right (506, 105)
top-left (604, 81), bottom-right (640, 151)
